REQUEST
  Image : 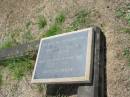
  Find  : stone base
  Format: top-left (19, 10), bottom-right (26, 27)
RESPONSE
top-left (77, 27), bottom-right (106, 97)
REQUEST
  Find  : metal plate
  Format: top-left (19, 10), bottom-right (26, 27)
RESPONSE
top-left (32, 28), bottom-right (94, 83)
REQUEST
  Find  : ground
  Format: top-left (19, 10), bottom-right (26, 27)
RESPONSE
top-left (0, 0), bottom-right (130, 97)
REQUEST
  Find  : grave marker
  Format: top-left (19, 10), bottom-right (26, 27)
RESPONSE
top-left (31, 28), bottom-right (94, 83)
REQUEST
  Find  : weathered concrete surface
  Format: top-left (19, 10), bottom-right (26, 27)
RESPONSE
top-left (0, 40), bottom-right (40, 61)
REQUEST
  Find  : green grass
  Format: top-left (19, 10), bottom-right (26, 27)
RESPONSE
top-left (23, 30), bottom-right (33, 42)
top-left (116, 7), bottom-right (126, 18)
top-left (0, 56), bottom-right (34, 80)
top-left (121, 27), bottom-right (130, 34)
top-left (55, 13), bottom-right (65, 24)
top-left (67, 10), bottom-right (91, 31)
top-left (26, 30), bottom-right (33, 41)
top-left (0, 29), bottom-right (33, 50)
top-left (123, 48), bottom-right (130, 66)
top-left (0, 39), bottom-right (13, 50)
top-left (0, 34), bottom-right (16, 50)
top-left (37, 16), bottom-right (47, 30)
top-left (26, 21), bottom-right (32, 29)
top-left (116, 3), bottom-right (130, 25)
top-left (45, 24), bottom-right (61, 37)
top-left (123, 48), bottom-right (130, 58)
top-left (44, 13), bottom-right (65, 37)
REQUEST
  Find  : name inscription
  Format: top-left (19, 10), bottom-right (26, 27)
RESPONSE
top-left (34, 31), bottom-right (88, 79)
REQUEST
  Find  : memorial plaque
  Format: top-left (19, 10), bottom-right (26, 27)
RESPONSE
top-left (31, 28), bottom-right (94, 83)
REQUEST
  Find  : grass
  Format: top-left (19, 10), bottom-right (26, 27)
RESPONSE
top-left (121, 27), bottom-right (130, 34)
top-left (26, 21), bottom-right (32, 29)
top-left (37, 16), bottom-right (47, 30)
top-left (123, 48), bottom-right (130, 66)
top-left (0, 30), bottom-right (34, 50)
top-left (44, 10), bottom-right (91, 37)
top-left (26, 30), bottom-right (33, 41)
top-left (45, 24), bottom-right (61, 37)
top-left (67, 10), bottom-right (91, 31)
top-left (123, 48), bottom-right (130, 58)
top-left (116, 3), bottom-right (130, 25)
top-left (116, 3), bottom-right (130, 34)
top-left (0, 27), bottom-right (33, 50)
top-left (23, 30), bottom-right (33, 43)
top-left (117, 4), bottom-right (130, 66)
top-left (0, 34), bottom-right (16, 50)
top-left (116, 7), bottom-right (126, 18)
top-left (0, 56), bottom-right (34, 80)
top-left (55, 13), bottom-right (65, 24)
top-left (0, 39), bottom-right (13, 50)
top-left (44, 13), bottom-right (65, 37)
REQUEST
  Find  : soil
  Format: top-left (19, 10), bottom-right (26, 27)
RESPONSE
top-left (0, 0), bottom-right (130, 97)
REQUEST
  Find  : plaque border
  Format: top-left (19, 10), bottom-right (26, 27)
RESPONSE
top-left (31, 27), bottom-right (94, 83)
